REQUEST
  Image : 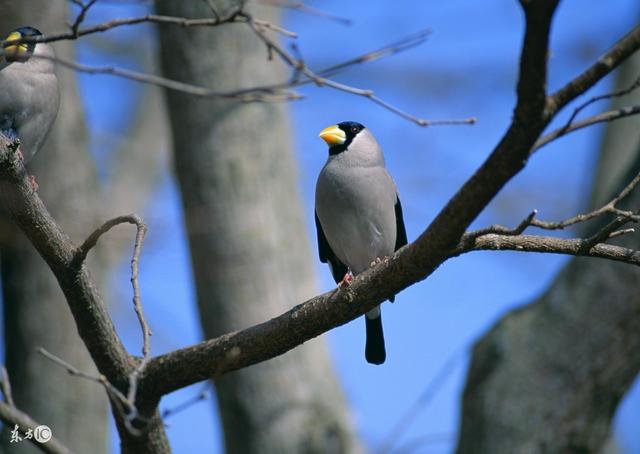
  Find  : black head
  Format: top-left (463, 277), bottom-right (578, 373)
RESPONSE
top-left (318, 121), bottom-right (366, 156)
top-left (2, 26), bottom-right (42, 63)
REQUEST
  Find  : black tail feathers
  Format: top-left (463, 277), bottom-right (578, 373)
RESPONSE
top-left (365, 314), bottom-right (386, 365)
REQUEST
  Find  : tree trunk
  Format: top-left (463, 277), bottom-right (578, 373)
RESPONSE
top-left (457, 51), bottom-right (640, 454)
top-left (0, 2), bottom-right (108, 453)
top-left (154, 1), bottom-right (361, 452)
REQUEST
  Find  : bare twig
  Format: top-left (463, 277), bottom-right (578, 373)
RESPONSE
top-left (200, 0), bottom-right (221, 22)
top-left (530, 171), bottom-right (640, 230)
top-left (38, 348), bottom-right (129, 406)
top-left (463, 165), bottom-right (640, 256)
top-left (73, 214), bottom-right (152, 433)
top-left (315, 28), bottom-right (432, 79)
top-left (161, 384), bottom-right (211, 420)
top-left (37, 347), bottom-right (152, 436)
top-left (0, 400), bottom-right (73, 454)
top-left (465, 210), bottom-right (538, 240)
top-left (533, 105), bottom-right (640, 152)
top-left (69, 0), bottom-right (99, 37)
top-left (1, 13), bottom-right (473, 126)
top-left (21, 52), bottom-right (302, 102)
top-left (73, 213), bottom-right (152, 361)
top-left (0, 2), bottom-right (639, 444)
top-left (253, 18), bottom-right (298, 38)
top-left (243, 13), bottom-right (475, 126)
top-left (547, 24), bottom-right (640, 115)
top-left (256, 0), bottom-right (352, 25)
top-left (561, 74), bottom-right (640, 131)
top-left (0, 12), bottom-right (244, 48)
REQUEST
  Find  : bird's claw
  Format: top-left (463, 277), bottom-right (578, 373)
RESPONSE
top-left (338, 271), bottom-right (353, 288)
top-left (369, 257), bottom-right (383, 267)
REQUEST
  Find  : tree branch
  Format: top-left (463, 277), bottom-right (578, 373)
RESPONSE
top-left (0, 8), bottom-right (473, 125)
top-left (455, 232), bottom-right (640, 264)
top-left (0, 135), bottom-right (168, 453)
top-left (533, 105), bottom-right (640, 152)
top-left (0, 136), bottom-right (132, 385)
top-left (1, 0), bottom-right (640, 439)
top-left (547, 24), bottom-right (640, 115)
top-left (0, 401), bottom-right (72, 454)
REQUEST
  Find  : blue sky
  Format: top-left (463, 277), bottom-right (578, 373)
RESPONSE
top-left (5, 1), bottom-right (640, 453)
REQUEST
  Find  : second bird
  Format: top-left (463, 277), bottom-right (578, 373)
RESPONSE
top-left (0, 26), bottom-right (59, 163)
top-left (315, 121), bottom-right (407, 365)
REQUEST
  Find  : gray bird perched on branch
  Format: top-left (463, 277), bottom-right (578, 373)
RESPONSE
top-left (315, 121), bottom-right (408, 365)
top-left (0, 26), bottom-right (59, 165)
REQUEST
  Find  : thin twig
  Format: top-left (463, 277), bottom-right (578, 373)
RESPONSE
top-left (38, 348), bottom-right (129, 405)
top-left (530, 171), bottom-right (640, 229)
top-left (561, 74), bottom-right (640, 132)
top-left (466, 210), bottom-right (538, 241)
top-left (200, 0), bottom-right (221, 22)
top-left (533, 105), bottom-right (640, 152)
top-left (73, 214), bottom-right (152, 434)
top-left (1, 16), bottom-right (474, 125)
top-left (0, 13), bottom-right (244, 48)
top-left (316, 28), bottom-right (432, 79)
top-left (579, 216), bottom-right (636, 252)
top-left (69, 0), bottom-right (99, 37)
top-left (253, 18), bottom-right (298, 38)
top-left (161, 384), bottom-right (211, 420)
top-left (0, 400), bottom-right (73, 454)
top-left (243, 13), bottom-right (475, 126)
top-left (256, 0), bottom-right (352, 25)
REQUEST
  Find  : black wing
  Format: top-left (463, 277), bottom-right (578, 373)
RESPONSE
top-left (394, 194), bottom-right (408, 251)
top-left (315, 211), bottom-right (348, 284)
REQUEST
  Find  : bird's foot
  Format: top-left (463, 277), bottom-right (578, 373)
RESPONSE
top-left (369, 257), bottom-right (383, 267)
top-left (338, 271), bottom-right (353, 288)
top-left (28, 175), bottom-right (39, 193)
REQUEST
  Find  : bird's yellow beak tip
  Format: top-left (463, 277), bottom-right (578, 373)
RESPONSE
top-left (318, 125), bottom-right (346, 147)
top-left (2, 31), bottom-right (28, 61)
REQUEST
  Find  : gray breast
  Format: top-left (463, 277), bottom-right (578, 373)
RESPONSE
top-left (315, 160), bottom-right (398, 275)
top-left (0, 44), bottom-right (59, 162)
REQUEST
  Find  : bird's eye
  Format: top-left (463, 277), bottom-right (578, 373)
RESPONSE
top-left (351, 126), bottom-right (358, 133)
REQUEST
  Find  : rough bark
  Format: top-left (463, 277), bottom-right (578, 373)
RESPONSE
top-left (0, 2), bottom-right (108, 453)
top-left (154, 1), bottom-right (361, 452)
top-left (457, 48), bottom-right (640, 454)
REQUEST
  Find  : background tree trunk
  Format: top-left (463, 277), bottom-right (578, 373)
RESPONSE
top-left (155, 1), bottom-right (361, 452)
top-left (0, 2), bottom-right (108, 453)
top-left (456, 51), bottom-right (640, 454)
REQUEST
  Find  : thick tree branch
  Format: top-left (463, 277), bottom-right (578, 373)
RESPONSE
top-left (0, 136), bottom-right (168, 453)
top-left (140, 1), bottom-right (640, 398)
top-left (0, 137), bottom-right (132, 384)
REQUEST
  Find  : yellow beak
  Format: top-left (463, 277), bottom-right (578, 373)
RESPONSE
top-left (318, 125), bottom-right (346, 146)
top-left (3, 31), bottom-right (28, 61)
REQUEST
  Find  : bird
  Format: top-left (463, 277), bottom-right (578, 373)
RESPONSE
top-left (0, 26), bottom-right (59, 167)
top-left (315, 121), bottom-right (407, 365)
